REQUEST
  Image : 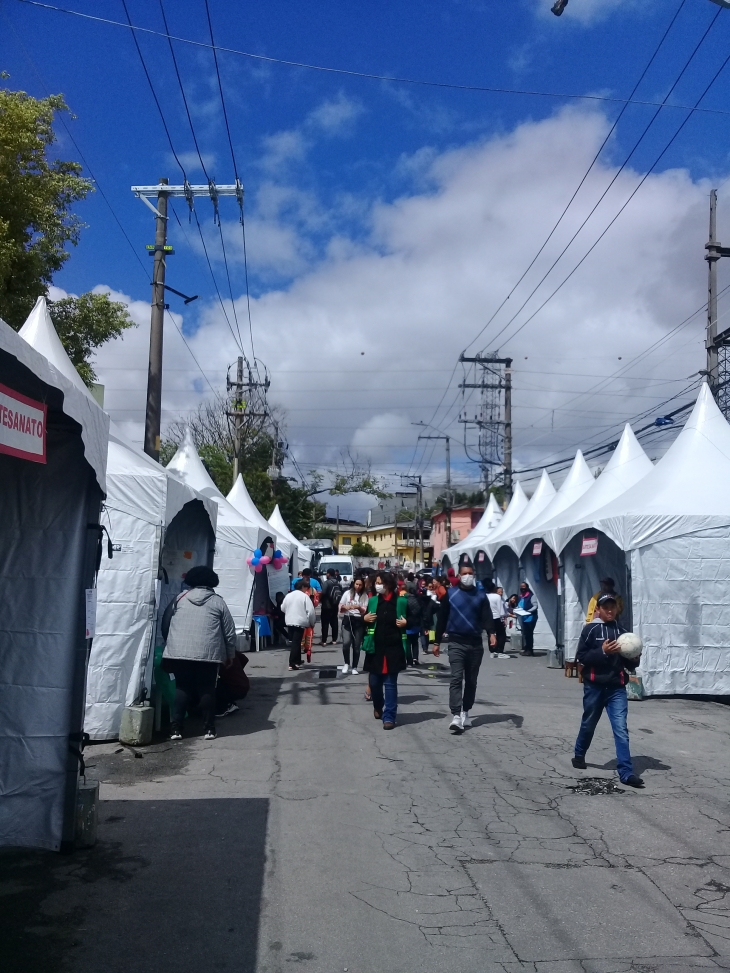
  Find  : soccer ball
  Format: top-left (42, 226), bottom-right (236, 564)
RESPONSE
top-left (617, 632), bottom-right (642, 659)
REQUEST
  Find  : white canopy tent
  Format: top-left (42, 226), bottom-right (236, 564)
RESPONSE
top-left (19, 298), bottom-right (219, 740)
top-left (268, 503), bottom-right (314, 573)
top-left (0, 312), bottom-right (108, 851)
top-left (167, 431), bottom-right (268, 630)
top-left (227, 475), bottom-right (291, 599)
top-left (586, 384), bottom-right (730, 695)
top-left (486, 471), bottom-right (556, 651)
top-left (537, 426), bottom-right (653, 660)
top-left (508, 453), bottom-right (595, 649)
top-left (442, 494), bottom-right (504, 566)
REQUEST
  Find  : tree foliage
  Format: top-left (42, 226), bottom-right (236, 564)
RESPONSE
top-left (49, 292), bottom-right (134, 385)
top-left (162, 399), bottom-right (388, 538)
top-left (0, 84), bottom-right (91, 326)
top-left (349, 539), bottom-right (378, 557)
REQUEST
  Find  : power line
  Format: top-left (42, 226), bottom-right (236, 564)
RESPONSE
top-left (463, 0), bottom-right (689, 355)
top-left (3, 5), bottom-right (220, 399)
top-left (14, 0), bottom-right (730, 117)
top-left (479, 5), bottom-right (723, 354)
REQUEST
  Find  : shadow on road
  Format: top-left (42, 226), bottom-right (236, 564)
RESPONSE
top-left (596, 754), bottom-right (672, 773)
top-left (396, 710), bottom-right (445, 725)
top-left (1, 798), bottom-right (268, 973)
top-left (471, 713), bottom-right (524, 728)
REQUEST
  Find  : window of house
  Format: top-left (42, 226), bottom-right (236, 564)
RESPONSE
top-left (343, 537), bottom-right (351, 545)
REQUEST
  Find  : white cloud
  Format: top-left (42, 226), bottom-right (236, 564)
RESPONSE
top-left (85, 107), bottom-right (719, 494)
top-left (307, 93), bottom-right (364, 134)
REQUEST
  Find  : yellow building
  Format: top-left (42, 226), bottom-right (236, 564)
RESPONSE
top-left (335, 522), bottom-right (429, 563)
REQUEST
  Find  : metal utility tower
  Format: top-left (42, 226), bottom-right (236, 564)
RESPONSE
top-left (706, 189), bottom-right (730, 418)
top-left (131, 178), bottom-right (245, 460)
top-left (458, 353), bottom-right (513, 499)
top-left (227, 357), bottom-right (271, 482)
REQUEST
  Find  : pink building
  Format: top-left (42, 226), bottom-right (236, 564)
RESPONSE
top-left (431, 505), bottom-right (484, 562)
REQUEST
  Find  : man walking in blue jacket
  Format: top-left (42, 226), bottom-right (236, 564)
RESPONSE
top-left (434, 564), bottom-right (497, 734)
top-left (572, 593), bottom-right (644, 788)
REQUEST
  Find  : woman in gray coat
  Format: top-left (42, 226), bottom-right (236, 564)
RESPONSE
top-left (161, 565), bottom-right (237, 741)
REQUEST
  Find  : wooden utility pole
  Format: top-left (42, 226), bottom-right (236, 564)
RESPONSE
top-left (705, 190), bottom-right (730, 418)
top-left (144, 178), bottom-right (169, 460)
top-left (503, 359), bottom-right (513, 501)
top-left (231, 356), bottom-right (244, 482)
top-left (418, 434), bottom-right (451, 545)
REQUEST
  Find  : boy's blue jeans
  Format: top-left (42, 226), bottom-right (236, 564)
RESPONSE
top-left (575, 683), bottom-right (634, 781)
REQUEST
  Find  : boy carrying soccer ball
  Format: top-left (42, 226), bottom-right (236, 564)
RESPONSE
top-left (572, 593), bottom-right (645, 789)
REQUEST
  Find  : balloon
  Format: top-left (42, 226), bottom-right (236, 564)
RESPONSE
top-left (260, 555), bottom-right (271, 565)
top-left (254, 549), bottom-right (263, 558)
top-left (273, 558), bottom-right (284, 570)
top-left (274, 550), bottom-right (283, 560)
top-left (246, 556), bottom-right (254, 566)
top-left (251, 557), bottom-right (260, 567)
top-left (254, 563), bottom-right (263, 573)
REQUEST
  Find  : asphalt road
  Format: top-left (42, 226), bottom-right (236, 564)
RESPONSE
top-left (4, 640), bottom-right (730, 973)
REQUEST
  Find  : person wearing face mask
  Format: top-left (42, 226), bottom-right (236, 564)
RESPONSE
top-left (434, 564), bottom-right (497, 734)
top-left (362, 572), bottom-right (408, 729)
top-left (517, 582), bottom-right (538, 656)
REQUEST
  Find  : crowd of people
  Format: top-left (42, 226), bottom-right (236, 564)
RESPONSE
top-left (158, 560), bottom-right (645, 788)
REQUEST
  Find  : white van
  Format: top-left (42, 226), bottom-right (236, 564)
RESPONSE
top-left (317, 554), bottom-right (355, 586)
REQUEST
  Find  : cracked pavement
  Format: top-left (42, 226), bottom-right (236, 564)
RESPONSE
top-left (4, 645), bottom-right (730, 973)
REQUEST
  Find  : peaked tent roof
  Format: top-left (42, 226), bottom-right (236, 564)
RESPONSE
top-left (486, 470), bottom-right (556, 559)
top-left (227, 475), bottom-right (286, 554)
top-left (592, 383), bottom-right (730, 550)
top-left (540, 424), bottom-right (653, 554)
top-left (269, 504), bottom-right (313, 564)
top-left (510, 450), bottom-right (594, 556)
top-left (442, 494), bottom-right (504, 561)
top-left (18, 297), bottom-right (215, 526)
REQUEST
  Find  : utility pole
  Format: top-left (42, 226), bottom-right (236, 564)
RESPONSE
top-left (705, 189), bottom-right (730, 419)
top-left (132, 177), bottom-right (243, 460)
top-left (459, 353), bottom-right (513, 500)
top-left (399, 474), bottom-right (424, 568)
top-left (231, 356), bottom-right (244, 482)
top-left (144, 178), bottom-right (169, 460)
top-left (336, 505), bottom-right (340, 553)
top-left (418, 433), bottom-right (451, 545)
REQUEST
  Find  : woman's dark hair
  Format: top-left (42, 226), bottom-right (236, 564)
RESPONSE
top-left (375, 571), bottom-right (396, 593)
top-left (185, 565), bottom-right (219, 588)
top-left (294, 579), bottom-right (307, 591)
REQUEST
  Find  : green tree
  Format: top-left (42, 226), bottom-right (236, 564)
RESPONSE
top-left (350, 539), bottom-right (378, 557)
top-left (0, 83), bottom-right (135, 379)
top-left (0, 84), bottom-right (90, 326)
top-left (48, 292), bottom-right (133, 385)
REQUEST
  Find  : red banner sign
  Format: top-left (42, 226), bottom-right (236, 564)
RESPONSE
top-left (532, 541), bottom-right (543, 556)
top-left (0, 382), bottom-right (47, 463)
top-left (581, 537), bottom-right (598, 556)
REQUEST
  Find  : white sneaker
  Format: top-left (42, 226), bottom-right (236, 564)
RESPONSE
top-left (449, 714), bottom-right (464, 735)
top-left (461, 710), bottom-right (472, 729)
top-left (350, 668), bottom-right (359, 675)
top-left (497, 653), bottom-right (510, 659)
top-left (490, 652), bottom-right (498, 659)
top-left (340, 664), bottom-right (350, 674)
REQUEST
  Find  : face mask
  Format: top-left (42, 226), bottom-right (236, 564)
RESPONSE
top-left (375, 584), bottom-right (385, 594)
top-left (460, 574), bottom-right (476, 588)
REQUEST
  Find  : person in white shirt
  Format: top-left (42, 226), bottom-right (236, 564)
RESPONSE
top-left (338, 576), bottom-right (368, 674)
top-left (281, 580), bottom-right (316, 670)
top-left (486, 581), bottom-right (509, 657)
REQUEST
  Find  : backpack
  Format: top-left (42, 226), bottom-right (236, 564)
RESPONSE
top-left (327, 580), bottom-right (344, 608)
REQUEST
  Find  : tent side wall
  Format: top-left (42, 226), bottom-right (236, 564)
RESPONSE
top-left (632, 527), bottom-right (730, 695)
top-left (85, 503), bottom-right (159, 740)
top-left (214, 523), bottom-right (267, 631)
top-left (0, 393), bottom-right (103, 850)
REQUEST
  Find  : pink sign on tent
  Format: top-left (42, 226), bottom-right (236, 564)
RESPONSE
top-left (581, 537), bottom-right (598, 556)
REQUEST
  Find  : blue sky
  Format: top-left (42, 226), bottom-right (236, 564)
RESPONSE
top-left (3, 0), bottom-right (730, 516)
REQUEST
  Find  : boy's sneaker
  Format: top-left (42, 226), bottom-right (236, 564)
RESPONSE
top-left (460, 710), bottom-right (472, 729)
top-left (204, 729), bottom-right (216, 741)
top-left (449, 714), bottom-right (464, 735)
top-left (571, 755), bottom-right (587, 769)
top-left (170, 729), bottom-right (182, 741)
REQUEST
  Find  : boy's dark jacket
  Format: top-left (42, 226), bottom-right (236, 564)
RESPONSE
top-left (576, 619), bottom-right (637, 688)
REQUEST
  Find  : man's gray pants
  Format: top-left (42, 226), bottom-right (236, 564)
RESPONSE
top-left (448, 641), bottom-right (484, 715)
